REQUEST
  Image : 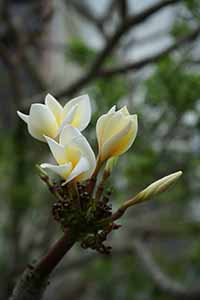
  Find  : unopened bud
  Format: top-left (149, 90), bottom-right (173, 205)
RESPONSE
top-left (105, 157), bottom-right (118, 174)
top-left (123, 171), bottom-right (183, 209)
top-left (140, 171), bottom-right (183, 200)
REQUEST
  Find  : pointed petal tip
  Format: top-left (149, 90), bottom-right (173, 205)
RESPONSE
top-left (174, 170), bottom-right (183, 177)
top-left (45, 93), bottom-right (55, 100)
top-left (17, 111), bottom-right (29, 123)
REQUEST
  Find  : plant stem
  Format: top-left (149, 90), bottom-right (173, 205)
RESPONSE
top-left (86, 155), bottom-right (102, 195)
top-left (95, 169), bottom-right (110, 201)
top-left (9, 228), bottom-right (76, 300)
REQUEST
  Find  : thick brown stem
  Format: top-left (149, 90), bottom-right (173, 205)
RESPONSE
top-left (9, 229), bottom-right (76, 300)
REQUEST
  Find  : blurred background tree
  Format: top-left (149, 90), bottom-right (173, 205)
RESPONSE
top-left (0, 0), bottom-right (200, 299)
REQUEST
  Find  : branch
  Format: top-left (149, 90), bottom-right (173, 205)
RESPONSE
top-left (98, 26), bottom-right (200, 76)
top-left (118, 0), bottom-right (128, 21)
top-left (56, 0), bottom-right (182, 99)
top-left (9, 229), bottom-right (76, 300)
top-left (66, 0), bottom-right (107, 38)
top-left (133, 238), bottom-right (200, 300)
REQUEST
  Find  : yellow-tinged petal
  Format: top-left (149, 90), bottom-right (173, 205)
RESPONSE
top-left (70, 131), bottom-right (96, 179)
top-left (40, 162), bottom-right (72, 179)
top-left (102, 113), bottom-right (130, 142)
top-left (62, 156), bottom-right (89, 185)
top-left (63, 95), bottom-right (91, 131)
top-left (60, 125), bottom-right (96, 179)
top-left (44, 136), bottom-right (67, 165)
top-left (42, 125), bottom-right (96, 183)
top-left (45, 94), bottom-right (63, 126)
top-left (59, 125), bottom-right (82, 145)
top-left (57, 104), bottom-right (79, 135)
top-left (96, 113), bottom-right (110, 147)
top-left (96, 105), bottom-right (138, 161)
top-left (65, 146), bottom-right (81, 168)
top-left (101, 120), bottom-right (132, 160)
top-left (119, 106), bottom-right (129, 115)
top-left (28, 104), bottom-right (58, 141)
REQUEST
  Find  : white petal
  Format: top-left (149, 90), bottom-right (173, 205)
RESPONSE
top-left (59, 125), bottom-right (96, 179)
top-left (97, 111), bottom-right (125, 147)
top-left (108, 105), bottom-right (116, 114)
top-left (119, 106), bottom-right (129, 115)
top-left (28, 104), bottom-right (58, 141)
top-left (57, 104), bottom-right (78, 135)
top-left (96, 113), bottom-right (110, 147)
top-left (96, 105), bottom-right (116, 145)
top-left (44, 136), bottom-right (67, 165)
top-left (40, 162), bottom-right (72, 179)
top-left (101, 112), bottom-right (128, 142)
top-left (45, 94), bottom-right (63, 125)
top-left (63, 94), bottom-right (91, 131)
top-left (59, 124), bottom-right (82, 145)
top-left (62, 157), bottom-right (89, 185)
top-left (17, 111), bottom-right (29, 124)
top-left (70, 133), bottom-right (96, 179)
top-left (101, 120), bottom-right (133, 160)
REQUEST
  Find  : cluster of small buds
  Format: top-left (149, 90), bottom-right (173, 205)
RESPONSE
top-left (102, 188), bottom-right (113, 203)
top-left (77, 182), bottom-right (91, 210)
top-left (52, 200), bottom-right (70, 225)
top-left (81, 230), bottom-right (112, 254)
top-left (51, 180), bottom-right (113, 233)
top-left (95, 201), bottom-right (112, 219)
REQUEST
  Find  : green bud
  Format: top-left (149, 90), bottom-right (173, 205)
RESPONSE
top-left (105, 157), bottom-right (118, 174)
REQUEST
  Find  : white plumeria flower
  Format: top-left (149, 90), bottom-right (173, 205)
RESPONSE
top-left (40, 125), bottom-right (96, 185)
top-left (96, 105), bottom-right (138, 161)
top-left (17, 94), bottom-right (91, 142)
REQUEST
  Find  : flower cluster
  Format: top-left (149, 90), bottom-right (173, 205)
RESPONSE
top-left (17, 94), bottom-right (182, 253)
top-left (18, 94), bottom-right (138, 185)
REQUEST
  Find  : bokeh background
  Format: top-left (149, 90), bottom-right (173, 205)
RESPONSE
top-left (0, 0), bottom-right (200, 299)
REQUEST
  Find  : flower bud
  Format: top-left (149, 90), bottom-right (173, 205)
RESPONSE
top-left (96, 106), bottom-right (138, 161)
top-left (123, 171), bottom-right (183, 210)
top-left (140, 171), bottom-right (183, 201)
top-left (105, 157), bottom-right (118, 174)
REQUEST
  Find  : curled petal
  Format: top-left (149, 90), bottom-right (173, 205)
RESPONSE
top-left (28, 104), bottom-right (58, 141)
top-left (63, 95), bottom-right (91, 131)
top-left (71, 133), bottom-right (96, 179)
top-left (62, 156), bottom-right (89, 185)
top-left (17, 111), bottom-right (29, 124)
top-left (59, 125), bottom-right (82, 145)
top-left (45, 94), bottom-right (63, 126)
top-left (108, 105), bottom-right (116, 114)
top-left (40, 162), bottom-right (72, 179)
top-left (101, 120), bottom-right (132, 161)
top-left (57, 104), bottom-right (79, 135)
top-left (100, 115), bottom-right (138, 160)
top-left (44, 136), bottom-right (67, 165)
top-left (60, 125), bottom-right (96, 179)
